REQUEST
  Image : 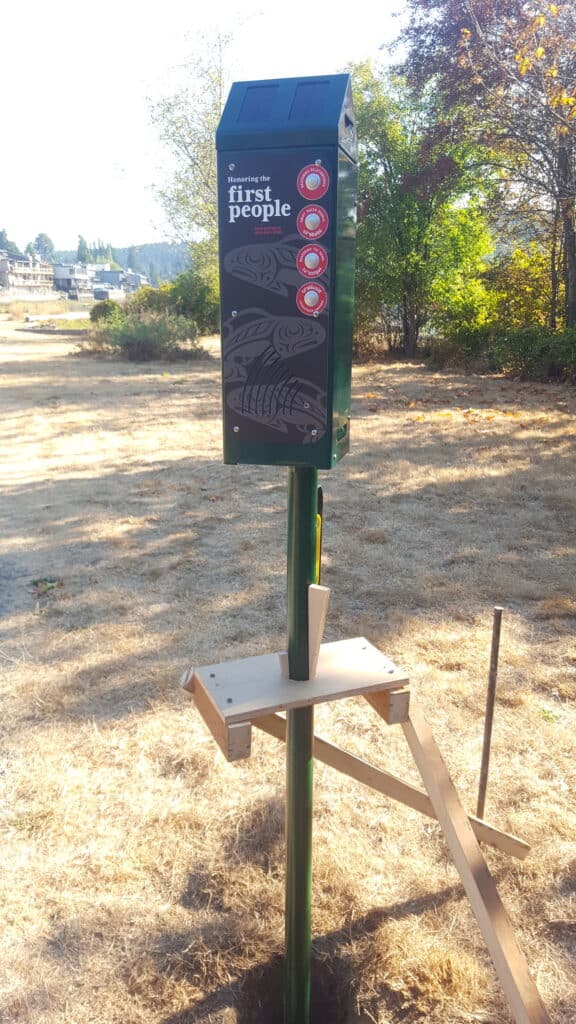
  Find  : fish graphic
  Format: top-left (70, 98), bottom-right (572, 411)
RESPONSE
top-left (222, 309), bottom-right (326, 383)
top-left (223, 235), bottom-right (327, 296)
top-left (221, 309), bottom-right (327, 437)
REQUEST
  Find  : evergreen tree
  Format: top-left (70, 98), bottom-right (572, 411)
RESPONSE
top-left (77, 235), bottom-right (91, 264)
top-left (0, 229), bottom-right (22, 255)
top-left (126, 246), bottom-right (141, 272)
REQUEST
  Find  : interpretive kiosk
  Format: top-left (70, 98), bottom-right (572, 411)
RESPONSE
top-left (182, 73), bottom-right (551, 1024)
top-left (216, 74), bottom-right (357, 469)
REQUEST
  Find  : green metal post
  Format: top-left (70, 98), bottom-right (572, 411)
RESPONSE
top-left (285, 465), bottom-right (318, 1024)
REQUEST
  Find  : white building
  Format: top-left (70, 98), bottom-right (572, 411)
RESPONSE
top-left (53, 263), bottom-right (92, 297)
top-left (0, 251), bottom-right (54, 296)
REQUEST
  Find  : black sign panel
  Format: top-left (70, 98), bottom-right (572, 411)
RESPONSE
top-left (217, 147), bottom-right (335, 449)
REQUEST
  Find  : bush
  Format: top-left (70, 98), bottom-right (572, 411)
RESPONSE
top-left (92, 311), bottom-right (203, 361)
top-left (90, 299), bottom-right (124, 324)
top-left (431, 323), bottom-right (576, 380)
top-left (126, 269), bottom-right (220, 335)
top-left (126, 284), bottom-right (173, 314)
top-left (171, 267), bottom-right (220, 334)
top-left (491, 326), bottom-right (576, 380)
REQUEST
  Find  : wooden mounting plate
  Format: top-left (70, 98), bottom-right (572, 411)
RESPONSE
top-left (191, 637), bottom-right (408, 725)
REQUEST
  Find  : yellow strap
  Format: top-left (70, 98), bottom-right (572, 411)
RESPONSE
top-left (314, 512), bottom-right (322, 584)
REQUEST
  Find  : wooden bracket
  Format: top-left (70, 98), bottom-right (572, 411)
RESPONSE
top-left (366, 687), bottom-right (410, 725)
top-left (184, 669), bottom-right (251, 760)
top-left (308, 584), bottom-right (330, 678)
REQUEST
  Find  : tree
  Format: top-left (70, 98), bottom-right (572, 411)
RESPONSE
top-left (29, 233), bottom-right (55, 262)
top-left (126, 246), bottom-right (141, 272)
top-left (400, 0), bottom-right (576, 326)
top-left (0, 229), bottom-right (22, 255)
top-left (352, 63), bottom-right (493, 354)
top-left (150, 32), bottom-right (230, 275)
top-left (77, 235), bottom-right (91, 264)
top-left (148, 261), bottom-right (160, 287)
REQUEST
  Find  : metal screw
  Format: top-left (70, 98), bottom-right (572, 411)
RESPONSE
top-left (233, 426), bottom-right (240, 433)
top-left (231, 310), bottom-right (238, 317)
top-left (313, 311), bottom-right (319, 317)
top-left (304, 402), bottom-right (310, 409)
top-left (229, 163), bottom-right (235, 170)
top-left (311, 429), bottom-right (318, 437)
top-left (315, 159), bottom-right (322, 165)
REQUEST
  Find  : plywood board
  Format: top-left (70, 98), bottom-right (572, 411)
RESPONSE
top-left (192, 637), bottom-right (408, 726)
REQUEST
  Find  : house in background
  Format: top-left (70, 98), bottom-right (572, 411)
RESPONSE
top-left (0, 251), bottom-right (54, 296)
top-left (1, 253), bottom-right (151, 302)
top-left (53, 264), bottom-right (92, 299)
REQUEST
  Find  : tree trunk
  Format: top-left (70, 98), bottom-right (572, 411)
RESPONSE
top-left (550, 200), bottom-right (560, 331)
top-left (563, 212), bottom-right (576, 328)
top-left (402, 291), bottom-right (420, 357)
top-left (558, 145), bottom-right (576, 328)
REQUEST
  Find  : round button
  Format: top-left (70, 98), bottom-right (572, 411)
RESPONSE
top-left (297, 205), bottom-right (329, 240)
top-left (296, 244), bottom-right (328, 278)
top-left (305, 172), bottom-right (322, 192)
top-left (297, 163), bottom-right (330, 200)
top-left (296, 282), bottom-right (328, 316)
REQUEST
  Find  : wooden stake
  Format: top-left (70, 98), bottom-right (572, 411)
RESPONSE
top-left (477, 606), bottom-right (504, 819)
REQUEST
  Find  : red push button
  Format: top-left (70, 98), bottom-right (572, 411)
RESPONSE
top-left (297, 205), bottom-right (329, 240)
top-left (297, 163), bottom-right (330, 200)
top-left (297, 282), bottom-right (328, 316)
top-left (297, 244), bottom-right (328, 278)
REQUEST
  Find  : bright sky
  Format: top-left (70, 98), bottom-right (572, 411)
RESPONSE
top-left (2, 1), bottom-right (404, 251)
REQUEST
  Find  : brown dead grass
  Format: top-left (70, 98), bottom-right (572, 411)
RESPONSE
top-left (0, 322), bottom-right (575, 1023)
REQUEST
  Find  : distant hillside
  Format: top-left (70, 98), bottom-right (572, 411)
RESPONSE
top-left (53, 242), bottom-right (190, 283)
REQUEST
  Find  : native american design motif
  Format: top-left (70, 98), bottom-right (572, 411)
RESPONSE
top-left (222, 309), bottom-right (327, 440)
top-left (223, 235), bottom-right (327, 297)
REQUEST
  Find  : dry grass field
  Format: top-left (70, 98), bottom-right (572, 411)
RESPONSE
top-left (1, 319), bottom-right (575, 1024)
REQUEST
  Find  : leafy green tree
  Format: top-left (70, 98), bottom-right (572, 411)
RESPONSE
top-left (77, 235), bottom-right (91, 263)
top-left (0, 229), bottom-right (22, 255)
top-left (30, 233), bottom-right (55, 262)
top-left (428, 202), bottom-right (496, 333)
top-left (488, 243), bottom-right (557, 329)
top-left (400, 0), bottom-right (576, 326)
top-left (352, 63), bottom-right (492, 354)
top-left (150, 32), bottom-right (230, 275)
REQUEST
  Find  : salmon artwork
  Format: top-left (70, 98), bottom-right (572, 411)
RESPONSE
top-left (223, 234), bottom-right (328, 298)
top-left (221, 309), bottom-right (328, 441)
